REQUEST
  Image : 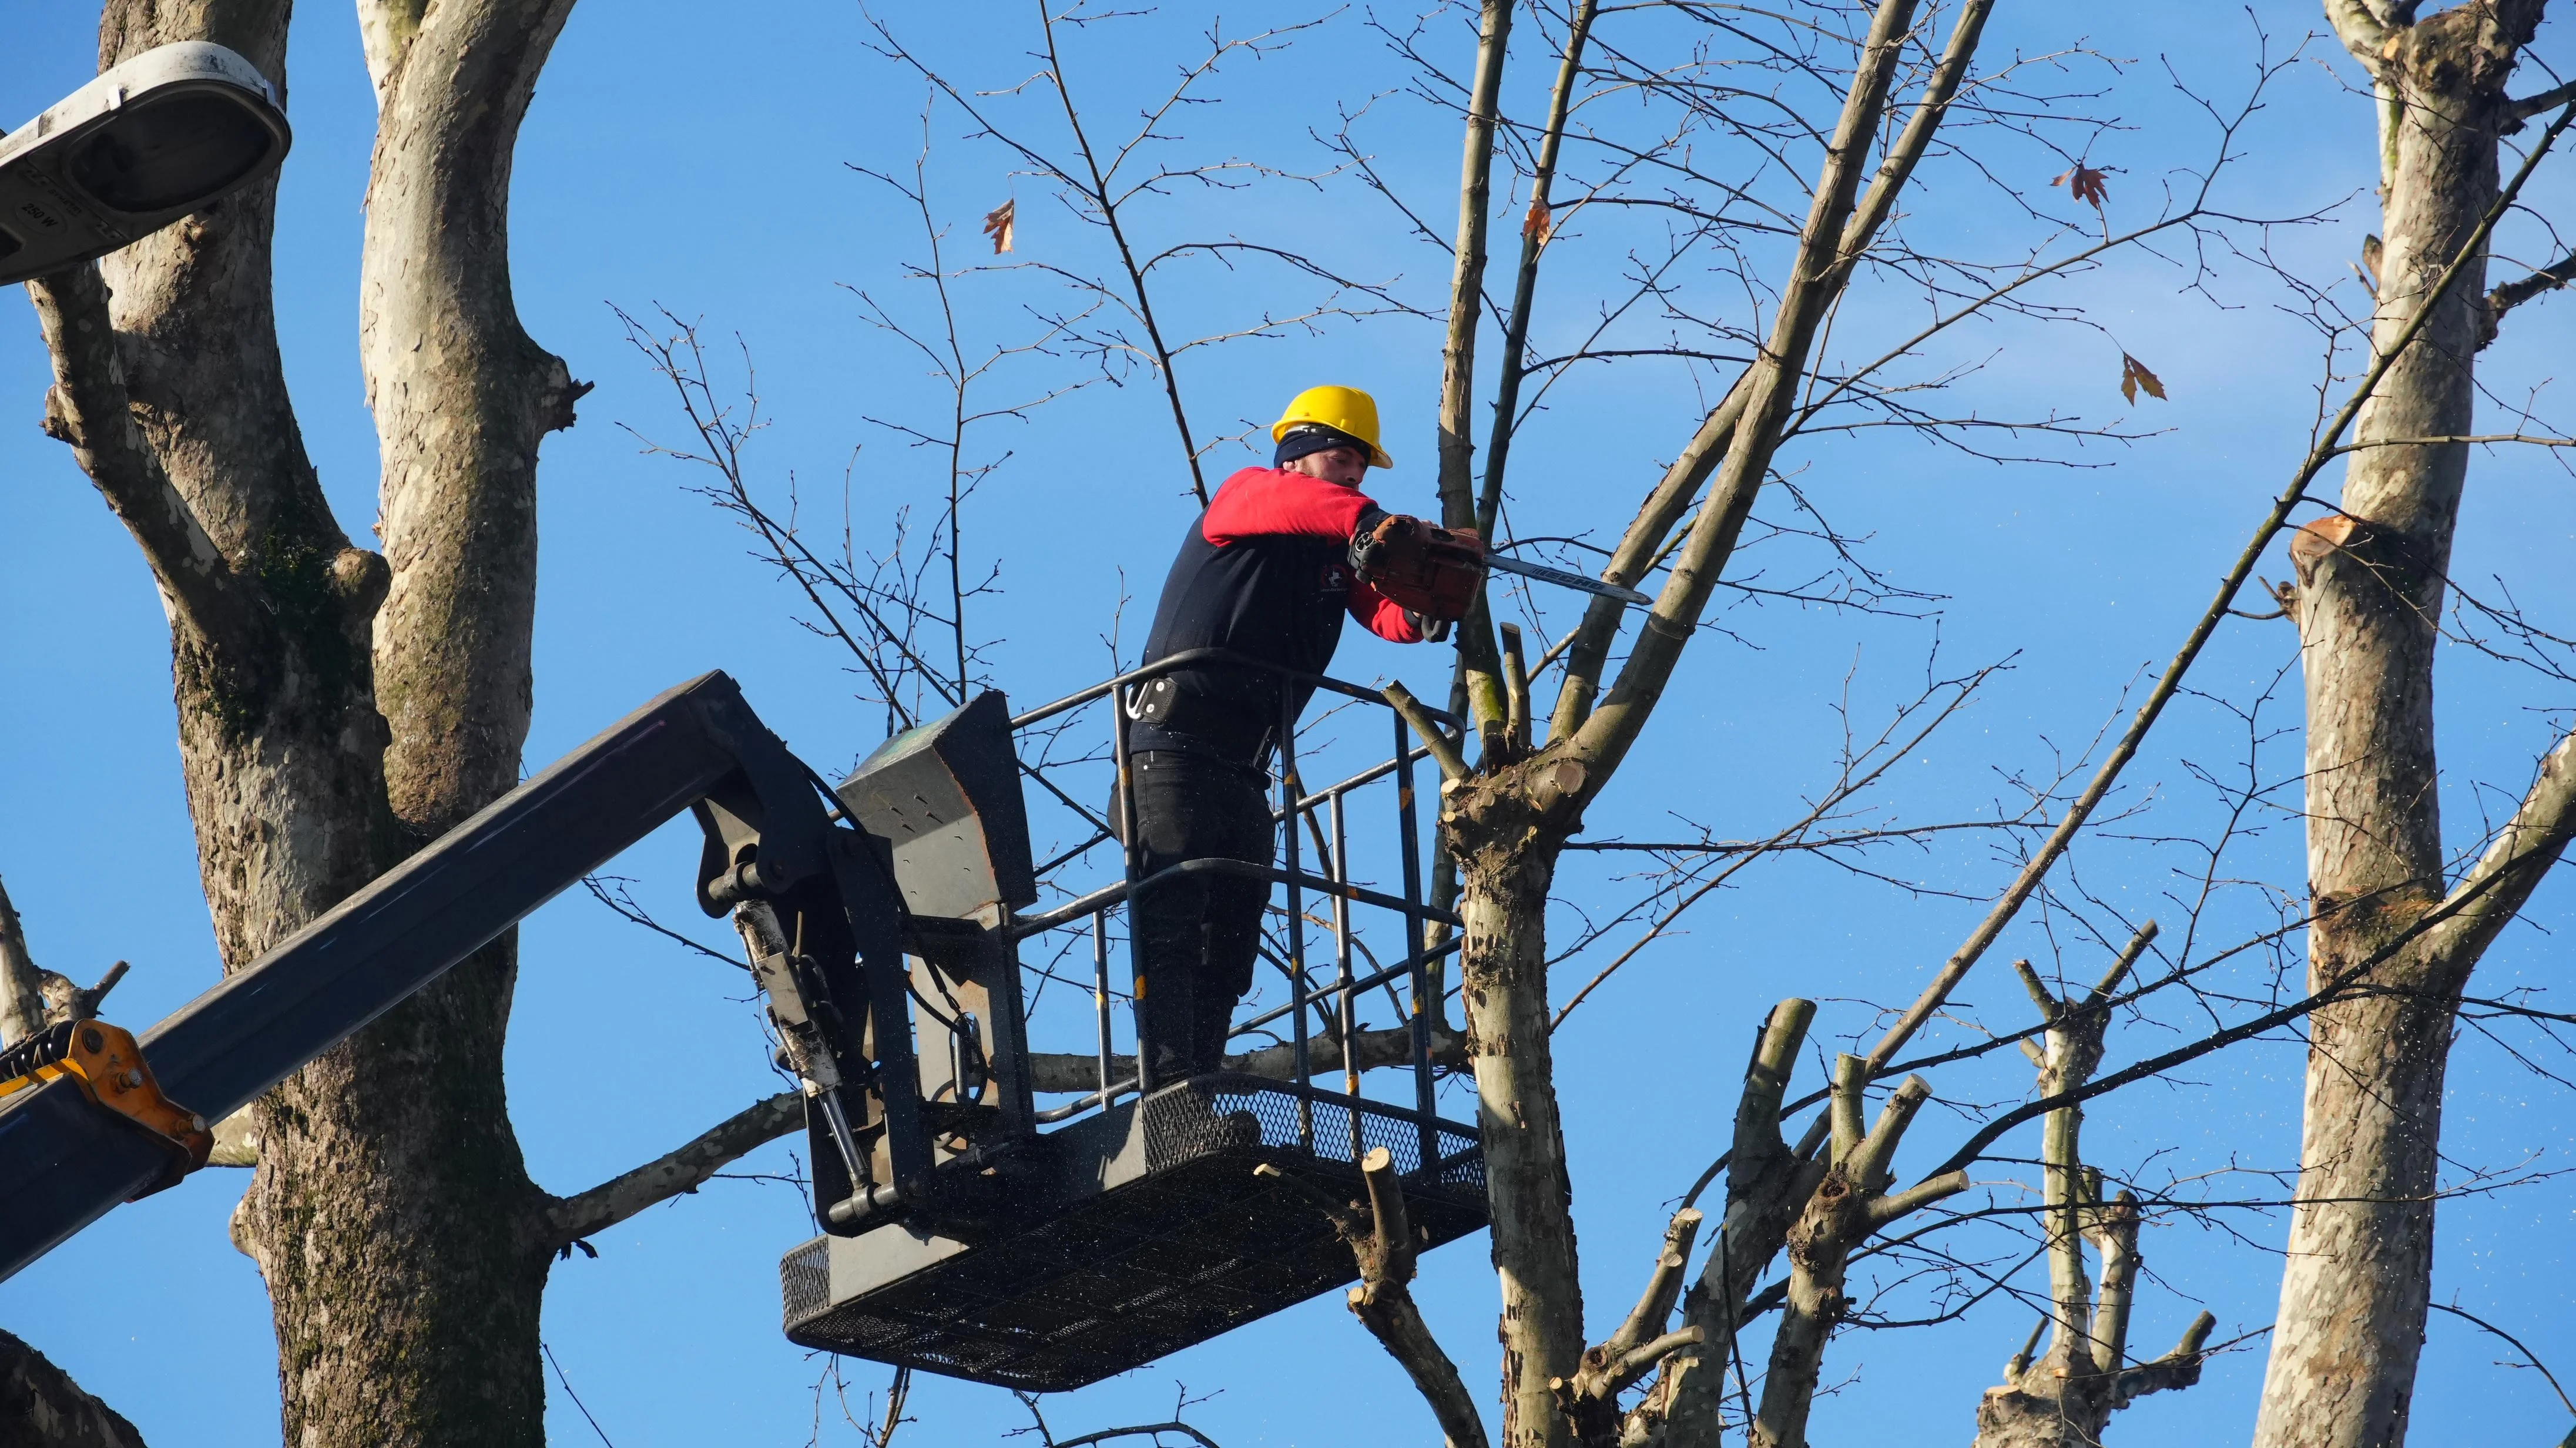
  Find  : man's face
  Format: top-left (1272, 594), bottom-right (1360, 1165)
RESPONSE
top-left (1283, 444), bottom-right (1369, 488)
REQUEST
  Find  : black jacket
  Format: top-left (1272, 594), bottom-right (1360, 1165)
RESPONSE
top-left (1129, 466), bottom-right (1417, 764)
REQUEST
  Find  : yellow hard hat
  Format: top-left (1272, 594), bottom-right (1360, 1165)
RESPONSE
top-left (1272, 385), bottom-right (1394, 470)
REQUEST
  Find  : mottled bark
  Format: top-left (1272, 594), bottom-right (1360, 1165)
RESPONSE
top-left (38, 1), bottom-right (582, 1444)
top-left (0, 874), bottom-right (48, 1048)
top-left (1448, 759), bottom-right (1589, 1448)
top-left (2253, 6), bottom-right (2552, 1446)
top-left (0, 1329), bottom-right (146, 1448)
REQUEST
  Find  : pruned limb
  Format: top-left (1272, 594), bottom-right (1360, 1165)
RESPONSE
top-left (1747, 1068), bottom-right (1943, 1448)
top-left (1866, 1169), bottom-right (1970, 1229)
top-left (1608, 1208), bottom-right (1703, 1363)
top-left (2084, 1189), bottom-right (2141, 1373)
top-left (1559, 1208), bottom-right (1704, 1443)
top-left (1648, 1000), bottom-right (1822, 1444)
top-left (1261, 1153), bottom-right (1489, 1448)
top-left (1971, 934), bottom-right (2208, 1447)
top-left (1384, 683), bottom-right (1470, 782)
top-left (0, 1327), bottom-right (147, 1448)
top-left (0, 877), bottom-right (130, 1052)
top-left (1500, 624), bottom-right (1534, 757)
top-left (26, 266), bottom-right (265, 662)
top-left (2109, 1313), bottom-right (2217, 1406)
top-left (541, 1091), bottom-right (803, 1250)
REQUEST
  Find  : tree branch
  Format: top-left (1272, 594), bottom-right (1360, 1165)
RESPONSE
top-left (0, 1328), bottom-right (148, 1448)
top-left (1567, 0), bottom-right (1921, 785)
top-left (2483, 247), bottom-right (2576, 341)
top-left (2510, 78), bottom-right (2576, 123)
top-left (1437, 0), bottom-right (1518, 735)
top-left (1477, 0), bottom-right (1601, 546)
top-left (542, 1092), bottom-right (803, 1249)
top-left (1385, 683), bottom-right (1471, 781)
top-left (1263, 1151), bottom-right (1490, 1448)
top-left (2324, 1), bottom-right (2388, 68)
top-left (2426, 728), bottom-right (2576, 969)
top-left (1547, 0), bottom-right (1990, 743)
top-left (26, 266), bottom-right (266, 660)
top-left (1793, 101), bottom-right (2576, 1125)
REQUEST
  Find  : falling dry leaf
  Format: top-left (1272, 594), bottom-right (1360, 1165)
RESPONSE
top-left (2119, 352), bottom-right (2166, 405)
top-left (2051, 162), bottom-right (2111, 210)
top-left (1522, 199), bottom-right (1554, 247)
top-left (982, 198), bottom-right (1016, 255)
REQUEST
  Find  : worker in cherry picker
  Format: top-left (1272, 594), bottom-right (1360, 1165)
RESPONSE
top-left (1122, 385), bottom-right (1482, 1084)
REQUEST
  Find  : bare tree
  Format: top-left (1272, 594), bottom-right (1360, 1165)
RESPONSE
top-left (21, 4), bottom-right (808, 1442)
top-left (2250, 5), bottom-right (2576, 1444)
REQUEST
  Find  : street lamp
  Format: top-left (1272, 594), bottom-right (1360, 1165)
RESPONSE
top-left (0, 42), bottom-right (293, 287)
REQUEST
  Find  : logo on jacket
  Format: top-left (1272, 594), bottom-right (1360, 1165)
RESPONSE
top-left (1321, 563), bottom-right (1349, 592)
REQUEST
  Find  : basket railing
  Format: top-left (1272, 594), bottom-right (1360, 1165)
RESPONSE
top-left (1004, 647), bottom-right (1465, 1164)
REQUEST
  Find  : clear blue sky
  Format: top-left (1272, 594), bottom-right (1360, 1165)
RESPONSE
top-left (4, 2), bottom-right (2573, 1444)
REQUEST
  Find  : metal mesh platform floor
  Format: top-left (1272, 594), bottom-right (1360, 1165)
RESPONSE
top-left (781, 1075), bottom-right (1485, 1391)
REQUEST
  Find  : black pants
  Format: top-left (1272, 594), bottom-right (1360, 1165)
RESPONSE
top-left (1118, 749), bottom-right (1276, 1081)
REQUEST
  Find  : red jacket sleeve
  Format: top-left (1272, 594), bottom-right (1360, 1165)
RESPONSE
top-left (1200, 467), bottom-right (1376, 546)
top-left (1348, 576), bottom-right (1423, 642)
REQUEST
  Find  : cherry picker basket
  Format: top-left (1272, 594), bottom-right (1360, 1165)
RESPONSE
top-left (780, 1074), bottom-right (1482, 1390)
top-left (772, 649), bottom-right (1483, 1390)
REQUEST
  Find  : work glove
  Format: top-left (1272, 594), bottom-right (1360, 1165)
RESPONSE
top-left (1404, 608), bottom-right (1453, 643)
top-left (1350, 510), bottom-right (1485, 623)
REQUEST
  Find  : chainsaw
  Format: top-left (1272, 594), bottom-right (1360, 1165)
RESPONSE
top-left (1353, 512), bottom-right (1652, 622)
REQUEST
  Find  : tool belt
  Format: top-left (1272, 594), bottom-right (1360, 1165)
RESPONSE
top-left (1126, 672), bottom-right (1279, 768)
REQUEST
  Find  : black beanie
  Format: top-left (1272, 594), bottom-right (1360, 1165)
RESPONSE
top-left (1274, 424), bottom-right (1372, 469)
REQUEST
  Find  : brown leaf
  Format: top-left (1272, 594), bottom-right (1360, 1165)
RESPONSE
top-left (982, 198), bottom-right (1016, 255)
top-left (2051, 163), bottom-right (2110, 210)
top-left (1522, 199), bottom-right (1554, 246)
top-left (2119, 353), bottom-right (2166, 405)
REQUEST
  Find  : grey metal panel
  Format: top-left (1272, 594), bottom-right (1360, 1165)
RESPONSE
top-left (836, 691), bottom-right (1035, 922)
top-left (827, 1222), bottom-right (972, 1298)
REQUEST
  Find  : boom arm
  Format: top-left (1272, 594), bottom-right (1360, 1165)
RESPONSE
top-left (0, 672), bottom-right (914, 1283)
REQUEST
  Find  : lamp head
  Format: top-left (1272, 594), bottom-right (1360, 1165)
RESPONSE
top-left (0, 42), bottom-right (291, 287)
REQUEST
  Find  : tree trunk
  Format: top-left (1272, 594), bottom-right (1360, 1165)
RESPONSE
top-left (2253, 6), bottom-right (2544, 1445)
top-left (1449, 762), bottom-right (1589, 1448)
top-left (39, 2), bottom-right (580, 1443)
